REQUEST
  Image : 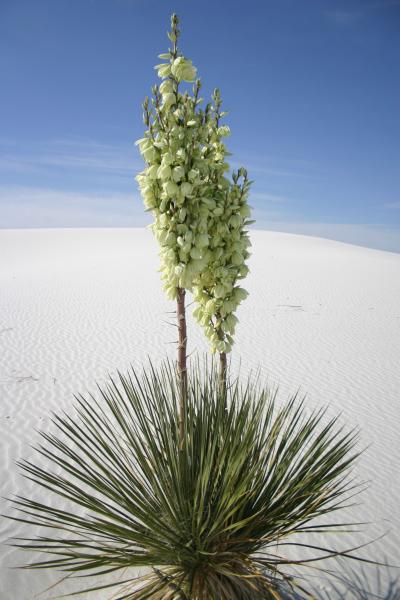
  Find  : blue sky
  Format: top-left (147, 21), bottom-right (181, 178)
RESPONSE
top-left (1, 0), bottom-right (400, 252)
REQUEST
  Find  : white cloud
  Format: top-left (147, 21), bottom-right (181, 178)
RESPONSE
top-left (0, 186), bottom-right (149, 228)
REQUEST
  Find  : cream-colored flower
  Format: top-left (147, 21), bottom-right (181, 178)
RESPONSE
top-left (163, 180), bottom-right (179, 198)
top-left (160, 80), bottom-right (174, 95)
top-left (147, 164), bottom-right (159, 180)
top-left (180, 182), bottom-right (193, 197)
top-left (171, 56), bottom-right (197, 82)
top-left (162, 93), bottom-right (176, 108)
top-left (217, 125), bottom-right (230, 137)
top-left (155, 62), bottom-right (171, 78)
top-left (157, 164), bottom-right (172, 181)
top-left (172, 165), bottom-right (185, 182)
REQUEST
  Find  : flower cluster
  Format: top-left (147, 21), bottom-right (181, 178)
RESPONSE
top-left (136, 14), bottom-right (252, 353)
top-left (192, 168), bottom-right (252, 354)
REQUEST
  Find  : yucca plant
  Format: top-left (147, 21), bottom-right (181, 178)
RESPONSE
top-left (8, 14), bottom-right (374, 599)
top-left (11, 359), bottom-right (363, 599)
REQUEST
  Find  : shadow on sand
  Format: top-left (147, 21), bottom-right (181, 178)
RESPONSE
top-left (279, 563), bottom-right (400, 600)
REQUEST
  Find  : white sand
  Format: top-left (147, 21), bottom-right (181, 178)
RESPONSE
top-left (1, 227), bottom-right (399, 598)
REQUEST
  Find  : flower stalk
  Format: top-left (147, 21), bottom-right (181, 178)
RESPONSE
top-left (176, 287), bottom-right (187, 446)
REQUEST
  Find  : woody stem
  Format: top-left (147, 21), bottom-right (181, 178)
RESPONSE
top-left (177, 287), bottom-right (187, 448)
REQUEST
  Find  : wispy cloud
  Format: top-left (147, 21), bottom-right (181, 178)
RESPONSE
top-left (231, 161), bottom-right (311, 179)
top-left (325, 0), bottom-right (400, 26)
top-left (0, 138), bottom-right (141, 179)
top-left (371, 0), bottom-right (400, 8)
top-left (251, 192), bottom-right (289, 204)
top-left (1, 186), bottom-right (398, 253)
top-left (0, 186), bottom-right (148, 228)
top-left (231, 153), bottom-right (319, 180)
top-left (326, 10), bottom-right (362, 26)
top-left (383, 201), bottom-right (400, 208)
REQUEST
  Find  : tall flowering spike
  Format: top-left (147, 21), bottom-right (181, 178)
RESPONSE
top-left (192, 167), bottom-right (253, 355)
top-left (135, 14), bottom-right (207, 301)
top-left (135, 13), bottom-right (252, 355)
top-left (190, 87), bottom-right (253, 356)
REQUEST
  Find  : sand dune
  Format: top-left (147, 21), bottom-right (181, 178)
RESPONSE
top-left (1, 228), bottom-right (399, 598)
